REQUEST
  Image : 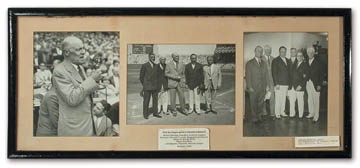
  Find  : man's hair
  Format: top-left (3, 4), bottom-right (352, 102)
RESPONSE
top-left (307, 47), bottom-right (315, 53)
top-left (290, 48), bottom-right (297, 51)
top-left (171, 53), bottom-right (179, 57)
top-left (255, 45), bottom-right (263, 51)
top-left (279, 46), bottom-right (287, 51)
top-left (100, 100), bottom-right (111, 114)
top-left (148, 53), bottom-right (155, 57)
top-left (190, 54), bottom-right (197, 58)
top-left (264, 45), bottom-right (271, 50)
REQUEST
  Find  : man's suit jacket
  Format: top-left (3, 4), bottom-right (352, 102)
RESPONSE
top-left (289, 61), bottom-right (308, 91)
top-left (53, 59), bottom-right (98, 136)
top-left (203, 64), bottom-right (222, 90)
top-left (139, 62), bottom-right (158, 91)
top-left (271, 56), bottom-right (291, 86)
top-left (245, 58), bottom-right (269, 91)
top-left (262, 55), bottom-right (275, 90)
top-left (165, 61), bottom-right (186, 89)
top-left (157, 64), bottom-right (168, 91)
top-left (185, 62), bottom-right (204, 90)
top-left (307, 57), bottom-right (324, 89)
top-left (36, 87), bottom-right (58, 136)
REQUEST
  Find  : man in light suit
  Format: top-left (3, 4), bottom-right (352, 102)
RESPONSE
top-left (185, 54), bottom-right (204, 115)
top-left (262, 45), bottom-right (275, 119)
top-left (246, 46), bottom-right (269, 122)
top-left (203, 56), bottom-right (222, 114)
top-left (157, 56), bottom-right (169, 115)
top-left (306, 47), bottom-right (323, 122)
top-left (165, 53), bottom-right (188, 116)
top-left (139, 53), bottom-right (161, 119)
top-left (53, 36), bottom-right (102, 136)
top-left (271, 46), bottom-right (291, 119)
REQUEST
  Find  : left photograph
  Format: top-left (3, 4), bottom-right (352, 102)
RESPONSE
top-left (33, 32), bottom-right (120, 137)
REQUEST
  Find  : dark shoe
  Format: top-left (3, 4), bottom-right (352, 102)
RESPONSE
top-left (153, 114), bottom-right (162, 118)
top-left (170, 110), bottom-right (177, 116)
top-left (194, 111), bottom-right (201, 115)
top-left (181, 109), bottom-right (189, 116)
top-left (188, 110), bottom-right (194, 115)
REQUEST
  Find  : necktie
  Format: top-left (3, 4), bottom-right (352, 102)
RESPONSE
top-left (77, 65), bottom-right (86, 81)
top-left (175, 62), bottom-right (178, 71)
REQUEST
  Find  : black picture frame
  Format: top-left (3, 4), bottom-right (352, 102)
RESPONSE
top-left (8, 8), bottom-right (352, 158)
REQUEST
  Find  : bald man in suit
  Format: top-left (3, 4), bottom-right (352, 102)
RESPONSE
top-left (52, 36), bottom-right (102, 136)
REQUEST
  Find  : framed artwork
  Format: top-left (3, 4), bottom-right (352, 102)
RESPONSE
top-left (8, 8), bottom-right (351, 158)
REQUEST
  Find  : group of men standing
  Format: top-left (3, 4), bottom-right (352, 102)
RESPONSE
top-left (246, 45), bottom-right (324, 123)
top-left (139, 53), bottom-right (222, 119)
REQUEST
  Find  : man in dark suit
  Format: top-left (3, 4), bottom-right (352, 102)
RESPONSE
top-left (287, 48), bottom-right (299, 117)
top-left (185, 54), bottom-right (204, 115)
top-left (271, 46), bottom-right (290, 118)
top-left (165, 53), bottom-right (188, 116)
top-left (305, 47), bottom-right (323, 122)
top-left (139, 53), bottom-right (161, 119)
top-left (53, 36), bottom-right (102, 136)
top-left (245, 46), bottom-right (269, 122)
top-left (288, 51), bottom-right (308, 118)
top-left (157, 56), bottom-right (169, 115)
top-left (36, 87), bottom-right (59, 136)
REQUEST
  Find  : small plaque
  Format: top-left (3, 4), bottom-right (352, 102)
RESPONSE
top-left (295, 136), bottom-right (340, 148)
top-left (158, 128), bottom-right (209, 150)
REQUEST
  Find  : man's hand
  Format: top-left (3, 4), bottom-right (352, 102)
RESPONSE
top-left (248, 88), bottom-right (255, 92)
top-left (296, 86), bottom-right (302, 91)
top-left (316, 86), bottom-right (321, 91)
top-left (91, 70), bottom-right (102, 82)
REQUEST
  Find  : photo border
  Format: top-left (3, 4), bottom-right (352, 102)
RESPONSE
top-left (8, 8), bottom-right (352, 158)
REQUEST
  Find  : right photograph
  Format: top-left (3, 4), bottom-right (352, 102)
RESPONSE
top-left (243, 32), bottom-right (328, 137)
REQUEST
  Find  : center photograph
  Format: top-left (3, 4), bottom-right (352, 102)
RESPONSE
top-left (127, 44), bottom-right (236, 125)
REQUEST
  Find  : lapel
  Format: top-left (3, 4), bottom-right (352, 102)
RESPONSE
top-left (296, 61), bottom-right (302, 70)
top-left (63, 60), bottom-right (83, 83)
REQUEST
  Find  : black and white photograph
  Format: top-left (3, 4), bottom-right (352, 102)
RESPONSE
top-left (243, 32), bottom-right (328, 136)
top-left (33, 32), bottom-right (120, 136)
top-left (127, 44), bottom-right (235, 125)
